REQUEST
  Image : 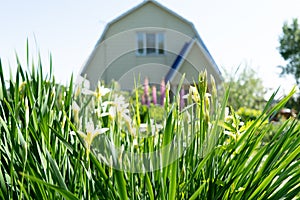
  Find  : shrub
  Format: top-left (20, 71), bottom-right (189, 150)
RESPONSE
top-left (237, 106), bottom-right (263, 121)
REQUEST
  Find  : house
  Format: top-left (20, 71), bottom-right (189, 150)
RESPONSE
top-left (79, 0), bottom-right (222, 91)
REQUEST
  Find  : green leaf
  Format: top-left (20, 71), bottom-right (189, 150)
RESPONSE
top-left (169, 161), bottom-right (177, 200)
top-left (189, 182), bottom-right (206, 200)
top-left (145, 173), bottom-right (154, 200)
top-left (45, 150), bottom-right (68, 190)
top-left (249, 139), bottom-right (300, 199)
top-left (114, 170), bottom-right (128, 200)
top-left (21, 173), bottom-right (78, 200)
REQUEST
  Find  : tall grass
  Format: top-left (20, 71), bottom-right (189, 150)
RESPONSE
top-left (0, 51), bottom-right (299, 199)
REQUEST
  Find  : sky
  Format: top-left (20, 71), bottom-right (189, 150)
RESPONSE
top-left (1, 0), bottom-right (300, 97)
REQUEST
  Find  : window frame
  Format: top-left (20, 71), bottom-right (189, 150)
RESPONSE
top-left (136, 32), bottom-right (165, 56)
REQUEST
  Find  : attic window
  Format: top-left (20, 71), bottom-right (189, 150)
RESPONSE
top-left (137, 32), bottom-right (165, 56)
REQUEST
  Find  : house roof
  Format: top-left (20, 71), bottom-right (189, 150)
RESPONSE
top-left (165, 40), bottom-right (193, 82)
top-left (165, 39), bottom-right (223, 84)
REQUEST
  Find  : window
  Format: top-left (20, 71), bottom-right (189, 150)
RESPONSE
top-left (146, 33), bottom-right (156, 54)
top-left (136, 32), bottom-right (165, 55)
top-left (137, 33), bottom-right (144, 55)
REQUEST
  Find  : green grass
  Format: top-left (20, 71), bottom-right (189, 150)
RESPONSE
top-left (0, 51), bottom-right (299, 199)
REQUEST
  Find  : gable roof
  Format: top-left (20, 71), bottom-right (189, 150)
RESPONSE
top-left (165, 38), bottom-right (223, 84)
top-left (165, 40), bottom-right (193, 82)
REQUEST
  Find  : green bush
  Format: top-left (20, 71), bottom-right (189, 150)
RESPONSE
top-left (237, 106), bottom-right (263, 121)
top-left (149, 104), bottom-right (165, 123)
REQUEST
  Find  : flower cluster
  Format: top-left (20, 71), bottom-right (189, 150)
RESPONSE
top-left (72, 79), bottom-right (112, 156)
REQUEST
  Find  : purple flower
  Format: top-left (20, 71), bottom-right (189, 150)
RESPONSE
top-left (152, 85), bottom-right (157, 105)
top-left (144, 77), bottom-right (150, 106)
top-left (180, 87), bottom-right (185, 110)
top-left (160, 79), bottom-right (165, 106)
top-left (141, 94), bottom-right (146, 105)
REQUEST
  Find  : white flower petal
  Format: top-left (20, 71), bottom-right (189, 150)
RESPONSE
top-left (99, 112), bottom-right (110, 117)
top-left (101, 87), bottom-right (111, 96)
top-left (78, 130), bottom-right (86, 138)
top-left (81, 88), bottom-right (95, 95)
top-left (97, 128), bottom-right (109, 134)
top-left (72, 102), bottom-right (80, 111)
top-left (86, 121), bottom-right (95, 133)
top-left (70, 131), bottom-right (76, 136)
top-left (205, 93), bottom-right (212, 98)
top-left (76, 75), bottom-right (90, 89)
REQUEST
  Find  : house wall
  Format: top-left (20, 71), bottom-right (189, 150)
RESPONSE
top-left (172, 43), bottom-right (222, 87)
top-left (102, 3), bottom-right (196, 43)
top-left (81, 2), bottom-right (198, 90)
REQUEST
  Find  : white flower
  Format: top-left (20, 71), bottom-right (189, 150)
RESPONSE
top-left (108, 95), bottom-right (136, 136)
top-left (82, 82), bottom-right (110, 101)
top-left (225, 107), bottom-right (230, 119)
top-left (76, 75), bottom-right (90, 89)
top-left (95, 83), bottom-right (111, 98)
top-left (109, 95), bottom-right (130, 121)
top-left (139, 123), bottom-right (148, 133)
top-left (189, 86), bottom-right (200, 103)
top-left (132, 138), bottom-right (138, 147)
top-left (94, 101), bottom-right (112, 118)
top-left (78, 121), bottom-right (109, 152)
top-left (75, 75), bottom-right (90, 98)
top-left (72, 101), bottom-right (80, 112)
top-left (72, 101), bottom-right (81, 124)
top-left (205, 93), bottom-right (211, 98)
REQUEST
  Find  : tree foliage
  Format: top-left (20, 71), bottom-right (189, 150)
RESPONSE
top-left (223, 66), bottom-right (266, 110)
top-left (278, 18), bottom-right (300, 85)
top-left (278, 18), bottom-right (300, 112)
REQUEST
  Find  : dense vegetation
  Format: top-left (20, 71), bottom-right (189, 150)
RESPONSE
top-left (0, 54), bottom-right (299, 200)
top-left (278, 18), bottom-right (300, 112)
top-left (222, 67), bottom-right (266, 111)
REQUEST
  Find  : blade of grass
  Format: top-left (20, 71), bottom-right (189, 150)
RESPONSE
top-left (145, 173), bottom-right (154, 200)
top-left (114, 170), bottom-right (128, 200)
top-left (45, 150), bottom-right (68, 190)
top-left (169, 160), bottom-right (177, 200)
top-left (21, 173), bottom-right (78, 200)
top-left (249, 140), bottom-right (300, 200)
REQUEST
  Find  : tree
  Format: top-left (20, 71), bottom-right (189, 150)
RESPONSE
top-left (278, 18), bottom-right (300, 85)
top-left (278, 18), bottom-right (300, 113)
top-left (222, 66), bottom-right (267, 110)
